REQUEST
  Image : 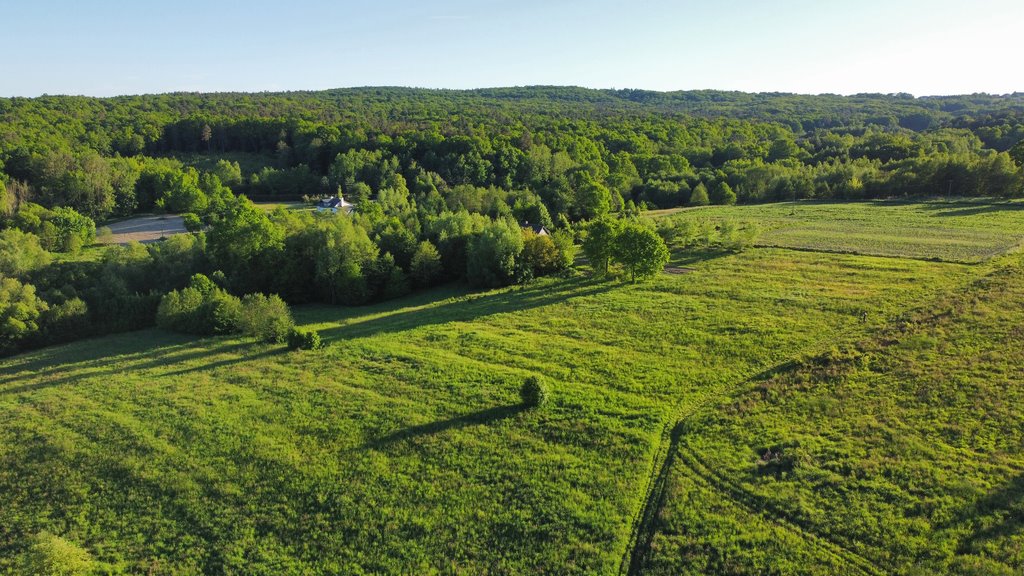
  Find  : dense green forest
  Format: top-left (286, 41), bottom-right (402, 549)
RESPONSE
top-left (1, 87), bottom-right (1023, 356)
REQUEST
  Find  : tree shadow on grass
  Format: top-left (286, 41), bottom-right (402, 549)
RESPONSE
top-left (915, 200), bottom-right (1024, 218)
top-left (318, 276), bottom-right (618, 344)
top-left (156, 346), bottom-right (288, 377)
top-left (0, 338), bottom-right (259, 396)
top-left (954, 472), bottom-right (1024, 555)
top-left (0, 329), bottom-right (194, 383)
top-left (361, 404), bottom-right (527, 451)
top-left (666, 247), bottom-right (734, 268)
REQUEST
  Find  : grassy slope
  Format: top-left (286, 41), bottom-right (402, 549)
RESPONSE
top-left (640, 253), bottom-right (1024, 575)
top-left (0, 253), bottom-right (971, 574)
top-left (657, 200), bottom-right (1024, 263)
top-left (2, 200), bottom-right (1020, 574)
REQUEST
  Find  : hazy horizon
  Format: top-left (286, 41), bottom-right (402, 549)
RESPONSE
top-left (7, 84), bottom-right (1024, 101)
top-left (3, 0), bottom-right (1022, 98)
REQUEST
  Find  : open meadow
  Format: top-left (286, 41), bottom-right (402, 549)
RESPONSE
top-left (2, 201), bottom-right (1023, 574)
top-left (655, 200), bottom-right (1024, 263)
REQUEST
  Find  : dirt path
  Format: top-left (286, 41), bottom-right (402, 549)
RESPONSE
top-left (98, 215), bottom-right (187, 245)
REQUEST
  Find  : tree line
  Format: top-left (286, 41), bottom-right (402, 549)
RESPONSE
top-left (1, 87), bottom-right (1023, 354)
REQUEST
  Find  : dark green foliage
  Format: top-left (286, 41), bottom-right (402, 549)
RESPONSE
top-left (582, 217), bottom-right (620, 276)
top-left (521, 230), bottom-right (563, 278)
top-left (520, 375), bottom-right (548, 407)
top-left (286, 327), bottom-right (323, 351)
top-left (711, 181), bottom-right (737, 205)
top-left (409, 240), bottom-right (443, 288)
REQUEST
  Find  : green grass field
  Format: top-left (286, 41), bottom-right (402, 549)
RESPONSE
top-left (657, 200), bottom-right (1024, 263)
top-left (639, 255), bottom-right (1024, 575)
top-left (2, 200), bottom-right (1023, 574)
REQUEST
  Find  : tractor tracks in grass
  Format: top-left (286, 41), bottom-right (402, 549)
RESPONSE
top-left (619, 361), bottom-right (886, 576)
top-left (673, 442), bottom-right (885, 576)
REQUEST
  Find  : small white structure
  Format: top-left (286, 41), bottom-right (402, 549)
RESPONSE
top-left (316, 196), bottom-right (355, 214)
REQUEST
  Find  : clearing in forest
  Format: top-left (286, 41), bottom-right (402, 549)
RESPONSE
top-left (2, 201), bottom-right (1023, 574)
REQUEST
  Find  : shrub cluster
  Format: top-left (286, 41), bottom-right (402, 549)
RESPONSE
top-left (287, 328), bottom-right (323, 351)
top-left (520, 375), bottom-right (548, 408)
top-left (156, 274), bottom-right (294, 342)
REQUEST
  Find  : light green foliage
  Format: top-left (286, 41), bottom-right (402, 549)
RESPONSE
top-left (212, 159), bottom-right (243, 187)
top-left (310, 215), bottom-right (378, 304)
top-left (156, 274), bottom-right (242, 335)
top-left (20, 532), bottom-right (95, 576)
top-left (466, 218), bottom-right (524, 287)
top-left (689, 182), bottom-right (710, 206)
top-left (12, 204), bottom-right (96, 253)
top-left (0, 276), bottom-right (48, 351)
top-left (155, 167), bottom-right (209, 214)
top-left (0, 228), bottom-right (51, 277)
top-left (206, 196), bottom-right (284, 271)
top-left (180, 212), bottom-right (202, 232)
top-left (239, 293), bottom-right (294, 343)
top-left (642, 255), bottom-right (1024, 575)
top-left (612, 221), bottom-right (670, 282)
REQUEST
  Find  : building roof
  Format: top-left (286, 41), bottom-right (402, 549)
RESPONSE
top-left (522, 221), bottom-right (549, 236)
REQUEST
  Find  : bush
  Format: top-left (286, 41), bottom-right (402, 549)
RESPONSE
top-left (520, 375), bottom-right (548, 407)
top-left (287, 328), bottom-right (323, 351)
top-left (156, 274), bottom-right (242, 335)
top-left (181, 212), bottom-right (202, 232)
top-left (0, 228), bottom-right (51, 277)
top-left (21, 531), bottom-right (94, 576)
top-left (521, 231), bottom-right (562, 277)
top-left (238, 293), bottom-right (294, 343)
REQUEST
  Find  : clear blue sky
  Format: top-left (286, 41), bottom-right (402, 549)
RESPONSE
top-left (2, 0), bottom-right (1021, 97)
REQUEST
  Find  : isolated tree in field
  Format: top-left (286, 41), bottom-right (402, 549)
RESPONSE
top-left (612, 221), bottom-right (670, 282)
top-left (287, 327), bottom-right (322, 351)
top-left (582, 216), bottom-right (619, 276)
top-left (689, 182), bottom-right (710, 206)
top-left (520, 375), bottom-right (548, 407)
top-left (239, 293), bottom-right (293, 343)
top-left (711, 181), bottom-right (737, 205)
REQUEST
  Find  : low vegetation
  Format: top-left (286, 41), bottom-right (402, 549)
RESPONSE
top-left (639, 254), bottom-right (1024, 574)
top-left (1, 201), bottom-right (999, 572)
